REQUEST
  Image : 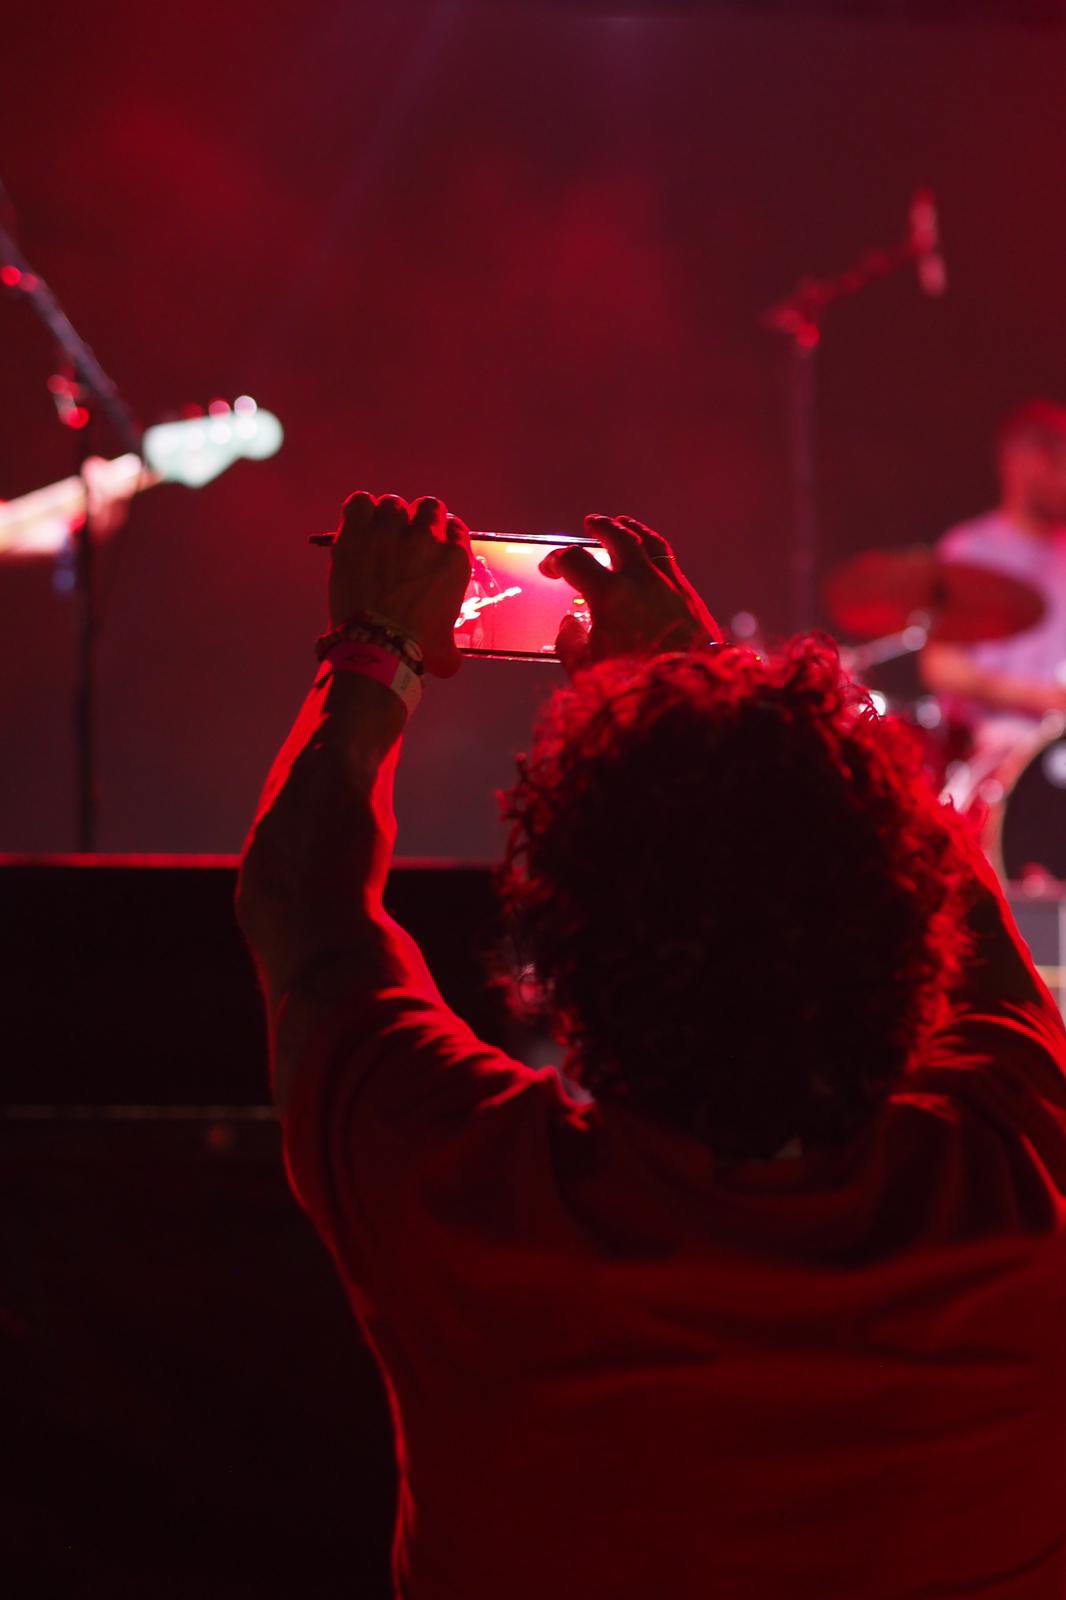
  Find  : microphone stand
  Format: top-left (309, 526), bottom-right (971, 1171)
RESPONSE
top-left (0, 186), bottom-right (142, 852)
top-left (761, 193), bottom-right (940, 635)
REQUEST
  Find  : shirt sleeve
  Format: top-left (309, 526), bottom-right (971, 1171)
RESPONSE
top-left (279, 982), bottom-right (569, 1314)
top-left (921, 998), bottom-right (1066, 1198)
top-left (938, 523), bottom-right (981, 562)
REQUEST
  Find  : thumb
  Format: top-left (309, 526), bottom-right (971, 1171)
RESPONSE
top-left (555, 613), bottom-right (591, 677)
top-left (541, 545), bottom-right (611, 602)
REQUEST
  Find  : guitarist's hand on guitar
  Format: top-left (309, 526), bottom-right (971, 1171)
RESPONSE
top-left (0, 402), bottom-right (283, 560)
top-left (80, 455), bottom-right (142, 536)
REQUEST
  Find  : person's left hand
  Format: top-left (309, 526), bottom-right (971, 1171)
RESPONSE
top-left (328, 492), bottom-right (472, 678)
top-left (543, 513), bottom-right (720, 676)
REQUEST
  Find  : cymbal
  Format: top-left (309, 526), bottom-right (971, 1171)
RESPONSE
top-left (823, 547), bottom-right (1045, 643)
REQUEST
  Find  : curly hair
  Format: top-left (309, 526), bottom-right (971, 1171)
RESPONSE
top-left (497, 638), bottom-right (973, 1162)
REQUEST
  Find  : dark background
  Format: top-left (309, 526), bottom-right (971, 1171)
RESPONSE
top-left (3, 0), bottom-right (1066, 856)
top-left (2, 860), bottom-right (530, 1600)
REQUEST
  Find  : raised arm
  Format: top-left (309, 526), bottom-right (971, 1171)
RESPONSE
top-left (238, 500), bottom-right (723, 1114)
top-left (235, 492), bottom-right (471, 1112)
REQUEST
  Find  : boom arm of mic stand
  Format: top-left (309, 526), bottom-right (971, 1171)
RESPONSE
top-left (762, 219), bottom-right (933, 635)
top-left (0, 217), bottom-right (142, 459)
top-left (761, 237), bottom-right (915, 340)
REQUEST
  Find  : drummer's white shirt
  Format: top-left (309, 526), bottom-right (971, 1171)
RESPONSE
top-left (938, 511), bottom-right (1066, 744)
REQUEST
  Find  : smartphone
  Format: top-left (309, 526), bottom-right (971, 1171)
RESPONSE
top-left (458, 533), bottom-right (610, 662)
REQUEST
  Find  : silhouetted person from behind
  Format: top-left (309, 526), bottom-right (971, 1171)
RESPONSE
top-left (238, 493), bottom-right (1066, 1600)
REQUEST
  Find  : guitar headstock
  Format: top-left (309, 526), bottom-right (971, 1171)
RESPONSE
top-left (143, 398), bottom-right (283, 487)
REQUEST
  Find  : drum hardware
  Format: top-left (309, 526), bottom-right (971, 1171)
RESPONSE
top-left (840, 614), bottom-right (931, 679)
top-left (941, 714), bottom-right (1066, 885)
top-left (824, 547), bottom-right (1048, 808)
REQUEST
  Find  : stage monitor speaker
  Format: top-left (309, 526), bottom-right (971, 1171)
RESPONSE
top-left (0, 856), bottom-right (532, 1105)
top-left (1, 1109), bottom-right (397, 1600)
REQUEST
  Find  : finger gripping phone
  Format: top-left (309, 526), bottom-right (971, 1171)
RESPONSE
top-left (458, 533), bottom-right (608, 662)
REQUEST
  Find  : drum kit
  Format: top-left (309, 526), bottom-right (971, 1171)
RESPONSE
top-left (823, 547), bottom-right (1066, 886)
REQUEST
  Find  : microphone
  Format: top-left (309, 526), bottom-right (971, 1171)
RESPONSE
top-left (910, 188), bottom-right (947, 297)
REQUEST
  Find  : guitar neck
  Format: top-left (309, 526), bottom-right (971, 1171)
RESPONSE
top-left (0, 403), bottom-right (283, 559)
top-left (0, 455), bottom-right (158, 557)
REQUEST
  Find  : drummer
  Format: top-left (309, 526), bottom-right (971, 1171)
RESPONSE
top-left (920, 399), bottom-right (1066, 747)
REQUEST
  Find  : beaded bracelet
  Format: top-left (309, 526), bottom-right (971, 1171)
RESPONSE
top-left (316, 610), bottom-right (425, 674)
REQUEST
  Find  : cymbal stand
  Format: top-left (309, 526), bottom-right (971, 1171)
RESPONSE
top-left (844, 613), bottom-right (931, 677)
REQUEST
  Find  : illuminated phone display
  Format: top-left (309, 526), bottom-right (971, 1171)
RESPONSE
top-left (458, 534), bottom-right (609, 661)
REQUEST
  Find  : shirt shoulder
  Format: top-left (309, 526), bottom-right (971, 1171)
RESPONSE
top-left (911, 998), bottom-right (1066, 1195)
top-left (938, 511), bottom-right (1018, 562)
top-left (280, 984), bottom-right (585, 1301)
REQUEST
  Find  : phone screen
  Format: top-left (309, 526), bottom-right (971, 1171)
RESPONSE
top-left (457, 534), bottom-right (610, 661)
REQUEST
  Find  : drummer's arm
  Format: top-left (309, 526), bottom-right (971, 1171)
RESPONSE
top-left (920, 643), bottom-right (1066, 717)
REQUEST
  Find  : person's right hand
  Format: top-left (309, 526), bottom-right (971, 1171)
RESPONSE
top-left (327, 491), bottom-right (471, 678)
top-left (541, 513), bottom-right (721, 676)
